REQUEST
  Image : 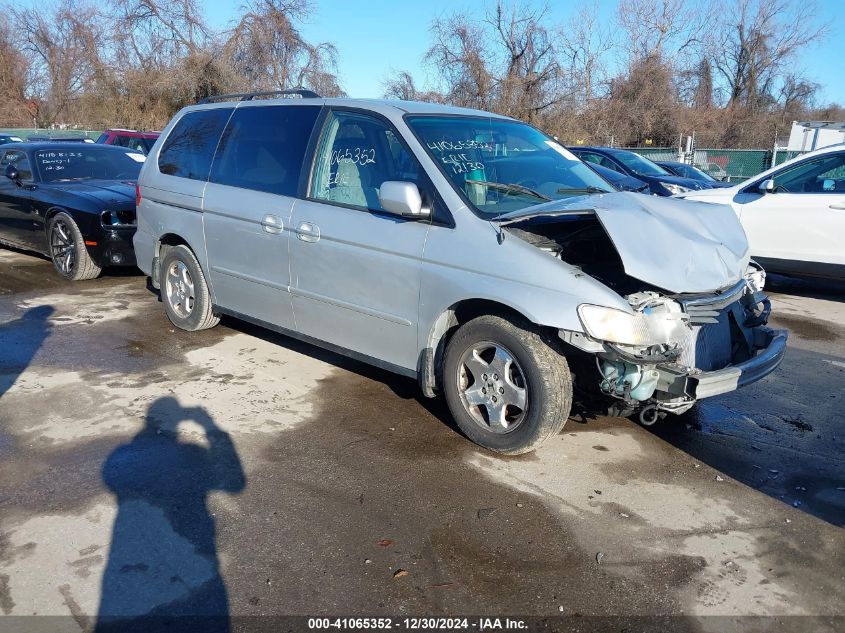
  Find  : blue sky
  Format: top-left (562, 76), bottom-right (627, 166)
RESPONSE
top-left (199, 0), bottom-right (845, 106)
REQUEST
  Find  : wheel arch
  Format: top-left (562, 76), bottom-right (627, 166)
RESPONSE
top-left (151, 233), bottom-right (203, 289)
top-left (418, 298), bottom-right (544, 398)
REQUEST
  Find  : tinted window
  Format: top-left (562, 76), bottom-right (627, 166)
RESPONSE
top-left (35, 148), bottom-right (144, 182)
top-left (158, 108), bottom-right (232, 180)
top-left (1, 150), bottom-right (32, 180)
top-left (772, 153), bottom-right (845, 193)
top-left (612, 151), bottom-right (669, 176)
top-left (210, 105), bottom-right (320, 196)
top-left (311, 111), bottom-right (422, 211)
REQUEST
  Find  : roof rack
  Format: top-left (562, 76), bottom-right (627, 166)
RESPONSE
top-left (198, 89), bottom-right (321, 104)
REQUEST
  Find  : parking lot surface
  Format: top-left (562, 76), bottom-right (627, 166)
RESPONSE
top-left (0, 248), bottom-right (843, 630)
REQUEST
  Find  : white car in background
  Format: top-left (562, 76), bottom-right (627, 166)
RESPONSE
top-left (679, 144), bottom-right (845, 280)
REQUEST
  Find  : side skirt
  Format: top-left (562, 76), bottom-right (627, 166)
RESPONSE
top-left (213, 306), bottom-right (419, 381)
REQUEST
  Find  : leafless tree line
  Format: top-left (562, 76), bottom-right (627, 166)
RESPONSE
top-left (385, 0), bottom-right (840, 148)
top-left (0, 0), bottom-right (343, 130)
top-left (0, 0), bottom-right (839, 149)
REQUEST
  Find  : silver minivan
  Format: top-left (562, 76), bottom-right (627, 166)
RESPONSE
top-left (134, 91), bottom-right (787, 454)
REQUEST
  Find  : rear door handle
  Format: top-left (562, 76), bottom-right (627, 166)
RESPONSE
top-left (297, 221), bottom-right (320, 243)
top-left (261, 214), bottom-right (284, 234)
top-left (829, 203), bottom-right (845, 210)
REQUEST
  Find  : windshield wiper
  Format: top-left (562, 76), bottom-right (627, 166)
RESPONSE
top-left (465, 179), bottom-right (551, 202)
top-left (555, 186), bottom-right (609, 195)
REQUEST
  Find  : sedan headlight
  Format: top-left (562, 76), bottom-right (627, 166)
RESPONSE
top-left (663, 183), bottom-right (691, 195)
top-left (578, 303), bottom-right (688, 347)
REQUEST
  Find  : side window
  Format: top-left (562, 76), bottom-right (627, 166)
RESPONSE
top-left (771, 153), bottom-right (845, 193)
top-left (112, 136), bottom-right (131, 148)
top-left (158, 108), bottom-right (232, 180)
top-left (210, 105), bottom-right (320, 196)
top-left (310, 110), bottom-right (420, 211)
top-left (2, 150), bottom-right (32, 180)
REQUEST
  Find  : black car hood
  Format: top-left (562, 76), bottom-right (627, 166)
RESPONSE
top-left (49, 180), bottom-right (136, 206)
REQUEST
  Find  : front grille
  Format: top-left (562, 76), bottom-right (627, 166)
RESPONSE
top-left (675, 281), bottom-right (747, 370)
top-left (678, 310), bottom-right (733, 371)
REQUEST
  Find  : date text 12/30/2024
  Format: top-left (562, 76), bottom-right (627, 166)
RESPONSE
top-left (308, 617), bottom-right (529, 630)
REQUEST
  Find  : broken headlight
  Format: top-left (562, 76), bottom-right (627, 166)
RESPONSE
top-left (577, 301), bottom-right (688, 347)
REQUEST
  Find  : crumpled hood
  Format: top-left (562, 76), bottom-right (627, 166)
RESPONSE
top-left (497, 191), bottom-right (750, 294)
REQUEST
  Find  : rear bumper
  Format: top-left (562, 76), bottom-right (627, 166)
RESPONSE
top-left (690, 327), bottom-right (787, 398)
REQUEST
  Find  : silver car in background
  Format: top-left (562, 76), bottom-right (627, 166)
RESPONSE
top-left (134, 91), bottom-right (786, 454)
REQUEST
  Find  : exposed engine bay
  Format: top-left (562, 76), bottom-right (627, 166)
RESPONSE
top-left (503, 209), bottom-right (786, 425)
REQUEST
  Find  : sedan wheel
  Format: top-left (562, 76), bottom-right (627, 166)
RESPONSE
top-left (47, 212), bottom-right (102, 281)
top-left (50, 219), bottom-right (75, 275)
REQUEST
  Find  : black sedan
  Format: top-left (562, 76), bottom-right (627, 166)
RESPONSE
top-left (0, 143), bottom-right (144, 280)
top-left (567, 146), bottom-right (713, 196)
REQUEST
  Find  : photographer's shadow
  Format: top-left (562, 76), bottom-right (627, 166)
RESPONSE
top-left (96, 397), bottom-right (245, 633)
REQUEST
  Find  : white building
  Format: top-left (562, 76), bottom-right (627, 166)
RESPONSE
top-left (786, 121), bottom-right (845, 151)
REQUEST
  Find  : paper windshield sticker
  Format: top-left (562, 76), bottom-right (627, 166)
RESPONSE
top-left (126, 153), bottom-right (146, 162)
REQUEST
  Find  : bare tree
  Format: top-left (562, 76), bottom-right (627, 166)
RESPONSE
top-left (223, 0), bottom-right (343, 96)
top-left (0, 16), bottom-right (35, 126)
top-left (710, 0), bottom-right (827, 111)
top-left (559, 0), bottom-right (614, 106)
top-left (11, 0), bottom-right (105, 126)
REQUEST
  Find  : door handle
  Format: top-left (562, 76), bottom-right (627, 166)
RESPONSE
top-left (297, 221), bottom-right (320, 243)
top-left (829, 203), bottom-right (845, 210)
top-left (261, 214), bottom-right (284, 234)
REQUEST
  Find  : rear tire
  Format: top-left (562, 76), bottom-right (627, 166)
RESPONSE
top-left (48, 212), bottom-right (102, 281)
top-left (160, 245), bottom-right (219, 331)
top-left (442, 314), bottom-right (572, 454)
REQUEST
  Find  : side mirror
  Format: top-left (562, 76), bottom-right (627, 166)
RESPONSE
top-left (4, 164), bottom-right (19, 182)
top-left (758, 179), bottom-right (775, 194)
top-left (378, 181), bottom-right (428, 218)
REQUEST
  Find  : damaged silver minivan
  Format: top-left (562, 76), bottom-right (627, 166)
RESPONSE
top-left (134, 93), bottom-right (787, 454)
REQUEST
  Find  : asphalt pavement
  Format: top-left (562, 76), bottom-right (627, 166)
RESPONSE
top-left (0, 248), bottom-right (843, 632)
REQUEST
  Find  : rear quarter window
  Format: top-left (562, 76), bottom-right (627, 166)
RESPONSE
top-left (209, 105), bottom-right (320, 196)
top-left (158, 108), bottom-right (232, 181)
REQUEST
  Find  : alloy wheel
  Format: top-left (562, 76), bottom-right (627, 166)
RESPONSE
top-left (165, 260), bottom-right (195, 318)
top-left (456, 341), bottom-right (528, 433)
top-left (50, 219), bottom-right (76, 275)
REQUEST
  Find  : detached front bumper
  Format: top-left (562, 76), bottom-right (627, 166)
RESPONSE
top-left (666, 327), bottom-right (788, 400)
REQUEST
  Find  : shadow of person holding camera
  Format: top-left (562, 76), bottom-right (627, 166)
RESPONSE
top-left (96, 397), bottom-right (246, 633)
top-left (0, 305), bottom-right (54, 399)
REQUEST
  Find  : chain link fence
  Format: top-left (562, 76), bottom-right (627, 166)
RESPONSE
top-left (628, 146), bottom-right (776, 183)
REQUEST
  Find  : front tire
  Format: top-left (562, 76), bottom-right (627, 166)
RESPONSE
top-left (442, 315), bottom-right (572, 454)
top-left (160, 245), bottom-right (220, 331)
top-left (48, 212), bottom-right (102, 281)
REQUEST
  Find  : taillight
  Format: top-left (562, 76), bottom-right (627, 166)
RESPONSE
top-left (135, 183), bottom-right (141, 207)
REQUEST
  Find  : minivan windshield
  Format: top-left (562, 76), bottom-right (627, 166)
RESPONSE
top-left (35, 147), bottom-right (145, 182)
top-left (406, 115), bottom-right (613, 218)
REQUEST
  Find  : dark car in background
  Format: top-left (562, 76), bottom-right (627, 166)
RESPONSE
top-left (568, 146), bottom-right (713, 196)
top-left (96, 129), bottom-right (160, 155)
top-left (657, 160), bottom-right (733, 188)
top-left (585, 162), bottom-right (649, 192)
top-left (0, 143), bottom-right (145, 280)
top-left (0, 134), bottom-right (25, 145)
top-left (27, 136), bottom-right (95, 143)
